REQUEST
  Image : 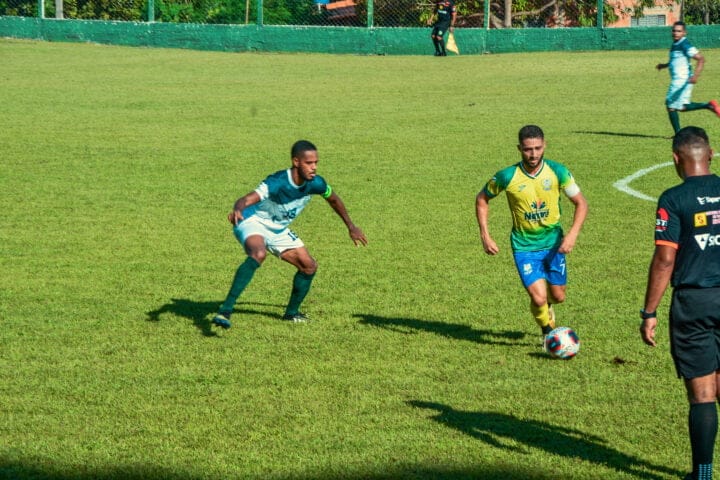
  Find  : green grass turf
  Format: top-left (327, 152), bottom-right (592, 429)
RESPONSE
top-left (2, 38), bottom-right (720, 479)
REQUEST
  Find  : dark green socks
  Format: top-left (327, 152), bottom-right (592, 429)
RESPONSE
top-left (669, 110), bottom-right (681, 133)
top-left (285, 271), bottom-right (316, 316)
top-left (219, 257), bottom-right (261, 316)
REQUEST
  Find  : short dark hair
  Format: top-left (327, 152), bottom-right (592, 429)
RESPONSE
top-left (291, 140), bottom-right (317, 158)
top-left (673, 21), bottom-right (686, 29)
top-left (672, 126), bottom-right (709, 152)
top-left (518, 125), bottom-right (544, 143)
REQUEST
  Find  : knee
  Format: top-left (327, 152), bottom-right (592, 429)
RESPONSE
top-left (529, 293), bottom-right (548, 307)
top-left (552, 291), bottom-right (566, 304)
top-left (300, 259), bottom-right (317, 276)
top-left (248, 250), bottom-right (267, 265)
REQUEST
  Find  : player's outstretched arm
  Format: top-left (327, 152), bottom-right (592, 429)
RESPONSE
top-left (228, 191), bottom-right (261, 225)
top-left (324, 191), bottom-right (368, 246)
top-left (476, 191), bottom-right (499, 255)
top-left (558, 191), bottom-right (588, 254)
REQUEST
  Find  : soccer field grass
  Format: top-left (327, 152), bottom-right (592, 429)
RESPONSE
top-left (2, 38), bottom-right (720, 479)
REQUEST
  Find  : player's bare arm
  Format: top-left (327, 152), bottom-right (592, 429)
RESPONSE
top-left (689, 52), bottom-right (705, 84)
top-left (640, 244), bottom-right (676, 347)
top-left (656, 62), bottom-right (669, 71)
top-left (228, 191), bottom-right (261, 225)
top-left (475, 191), bottom-right (499, 255)
top-left (324, 191), bottom-right (368, 246)
top-left (558, 191), bottom-right (588, 254)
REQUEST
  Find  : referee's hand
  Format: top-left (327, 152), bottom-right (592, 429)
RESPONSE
top-left (640, 317), bottom-right (658, 347)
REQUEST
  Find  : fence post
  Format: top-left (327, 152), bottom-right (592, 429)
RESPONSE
top-left (596, 0), bottom-right (602, 28)
top-left (367, 0), bottom-right (373, 27)
top-left (37, 0), bottom-right (44, 18)
top-left (147, 0), bottom-right (154, 22)
top-left (483, 0), bottom-right (489, 29)
top-left (256, 0), bottom-right (263, 26)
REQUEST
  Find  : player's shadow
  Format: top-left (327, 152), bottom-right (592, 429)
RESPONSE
top-left (146, 298), bottom-right (283, 336)
top-left (354, 313), bottom-right (529, 346)
top-left (407, 400), bottom-right (682, 480)
top-left (573, 130), bottom-right (669, 140)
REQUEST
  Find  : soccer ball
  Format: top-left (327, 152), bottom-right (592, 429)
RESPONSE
top-left (544, 326), bottom-right (580, 359)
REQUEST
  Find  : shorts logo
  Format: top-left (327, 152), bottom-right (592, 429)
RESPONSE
top-left (694, 233), bottom-right (720, 250)
top-left (695, 213), bottom-right (708, 227)
top-left (523, 263), bottom-right (533, 276)
top-left (656, 208), bottom-right (669, 232)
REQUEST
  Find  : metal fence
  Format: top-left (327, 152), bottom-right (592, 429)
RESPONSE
top-left (1, 0), bottom-right (718, 28)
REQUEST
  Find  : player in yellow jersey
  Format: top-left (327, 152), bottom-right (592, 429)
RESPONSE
top-left (476, 125), bottom-right (588, 339)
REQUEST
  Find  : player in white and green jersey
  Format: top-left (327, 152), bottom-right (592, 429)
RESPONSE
top-left (212, 140), bottom-right (367, 329)
top-left (476, 125), bottom-right (588, 337)
top-left (656, 22), bottom-right (720, 134)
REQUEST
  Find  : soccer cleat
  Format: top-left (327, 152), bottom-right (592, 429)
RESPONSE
top-left (710, 99), bottom-right (720, 117)
top-left (282, 312), bottom-right (310, 323)
top-left (211, 313), bottom-right (232, 329)
top-left (548, 304), bottom-right (556, 329)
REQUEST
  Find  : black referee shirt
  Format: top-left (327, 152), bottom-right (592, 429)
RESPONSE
top-left (654, 174), bottom-right (720, 288)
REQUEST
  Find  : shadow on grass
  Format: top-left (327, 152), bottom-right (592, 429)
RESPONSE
top-left (0, 457), bottom-right (589, 480)
top-left (572, 130), bottom-right (669, 140)
top-left (146, 298), bottom-right (283, 336)
top-left (354, 313), bottom-right (529, 346)
top-left (407, 400), bottom-right (683, 480)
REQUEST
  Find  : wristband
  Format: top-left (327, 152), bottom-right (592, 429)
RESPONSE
top-left (640, 309), bottom-right (656, 320)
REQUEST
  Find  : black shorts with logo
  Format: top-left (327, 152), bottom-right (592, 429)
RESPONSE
top-left (432, 23), bottom-right (450, 37)
top-left (670, 286), bottom-right (720, 379)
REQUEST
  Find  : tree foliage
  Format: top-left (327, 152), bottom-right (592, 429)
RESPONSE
top-left (0, 0), bottom-right (711, 27)
top-left (682, 0), bottom-right (720, 25)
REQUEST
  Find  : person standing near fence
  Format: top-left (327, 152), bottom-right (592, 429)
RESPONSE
top-left (427, 0), bottom-right (456, 56)
top-left (640, 126), bottom-right (720, 480)
top-left (656, 21), bottom-right (720, 134)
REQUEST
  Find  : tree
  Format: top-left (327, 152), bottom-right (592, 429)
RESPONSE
top-left (681, 0), bottom-right (720, 25)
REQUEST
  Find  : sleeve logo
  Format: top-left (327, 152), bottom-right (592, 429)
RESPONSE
top-left (655, 208), bottom-right (669, 232)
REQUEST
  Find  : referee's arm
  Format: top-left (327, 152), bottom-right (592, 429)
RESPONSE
top-left (640, 244), bottom-right (676, 347)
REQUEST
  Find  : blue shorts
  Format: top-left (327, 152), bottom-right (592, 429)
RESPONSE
top-left (512, 249), bottom-right (567, 289)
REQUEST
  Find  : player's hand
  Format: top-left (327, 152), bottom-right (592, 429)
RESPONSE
top-left (689, 74), bottom-right (699, 84)
top-left (349, 226), bottom-right (368, 247)
top-left (640, 317), bottom-right (658, 347)
top-left (558, 234), bottom-right (577, 254)
top-left (228, 209), bottom-right (244, 225)
top-left (481, 236), bottom-right (499, 255)
top-left (656, 63), bottom-right (666, 70)
top-left (449, 26), bottom-right (454, 32)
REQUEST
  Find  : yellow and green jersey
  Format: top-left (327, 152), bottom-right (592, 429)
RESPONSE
top-left (483, 159), bottom-right (580, 252)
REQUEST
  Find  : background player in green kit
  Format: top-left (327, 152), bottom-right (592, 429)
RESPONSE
top-left (212, 140), bottom-right (367, 329)
top-left (476, 125), bottom-right (588, 339)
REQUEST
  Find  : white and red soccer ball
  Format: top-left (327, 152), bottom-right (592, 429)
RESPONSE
top-left (544, 326), bottom-right (580, 359)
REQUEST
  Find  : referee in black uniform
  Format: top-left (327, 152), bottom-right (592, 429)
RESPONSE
top-left (641, 126), bottom-right (720, 480)
top-left (426, 0), bottom-right (456, 57)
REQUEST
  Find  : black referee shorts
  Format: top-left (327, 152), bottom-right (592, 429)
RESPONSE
top-left (670, 286), bottom-right (720, 379)
top-left (431, 24), bottom-right (451, 38)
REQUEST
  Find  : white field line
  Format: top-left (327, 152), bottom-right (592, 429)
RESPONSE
top-left (612, 162), bottom-right (673, 202)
